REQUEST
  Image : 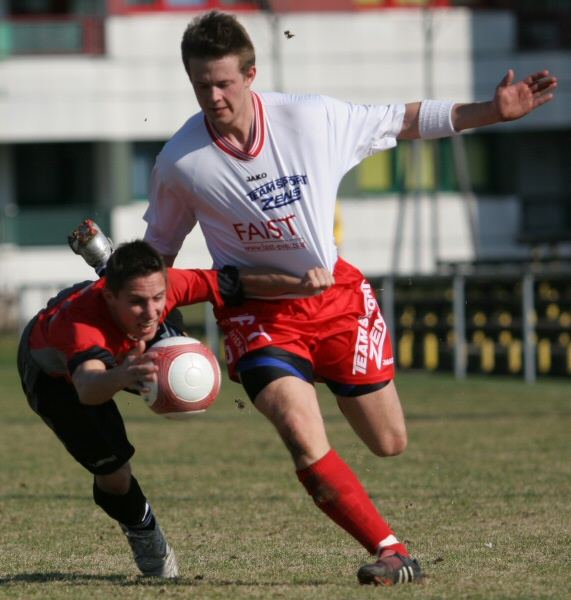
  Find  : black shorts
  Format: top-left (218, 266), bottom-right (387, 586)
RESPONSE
top-left (237, 346), bottom-right (390, 402)
top-left (18, 327), bottom-right (134, 476)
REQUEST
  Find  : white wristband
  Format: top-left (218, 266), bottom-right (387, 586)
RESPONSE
top-left (418, 100), bottom-right (456, 139)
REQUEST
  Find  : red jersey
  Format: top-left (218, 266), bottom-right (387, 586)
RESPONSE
top-left (27, 268), bottom-right (222, 380)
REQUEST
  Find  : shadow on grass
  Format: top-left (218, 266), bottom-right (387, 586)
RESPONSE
top-left (0, 572), bottom-right (329, 587)
top-left (0, 573), bottom-right (134, 585)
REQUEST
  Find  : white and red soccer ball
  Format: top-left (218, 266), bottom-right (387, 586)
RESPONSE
top-left (143, 336), bottom-right (221, 420)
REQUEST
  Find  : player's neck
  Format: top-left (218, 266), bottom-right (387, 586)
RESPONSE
top-left (213, 92), bottom-right (255, 152)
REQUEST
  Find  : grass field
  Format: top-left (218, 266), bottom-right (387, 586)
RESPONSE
top-left (0, 333), bottom-right (569, 599)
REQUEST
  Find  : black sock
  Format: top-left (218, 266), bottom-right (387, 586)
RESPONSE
top-left (129, 501), bottom-right (156, 531)
top-left (93, 475), bottom-right (156, 530)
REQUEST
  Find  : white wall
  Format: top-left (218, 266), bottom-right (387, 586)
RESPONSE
top-left (0, 9), bottom-right (569, 142)
top-left (0, 192), bottom-right (539, 323)
top-left (1, 7), bottom-right (569, 319)
top-left (4, 191), bottom-right (569, 322)
top-left (0, 192), bottom-right (532, 283)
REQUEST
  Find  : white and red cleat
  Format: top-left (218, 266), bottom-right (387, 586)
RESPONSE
top-left (68, 219), bottom-right (114, 273)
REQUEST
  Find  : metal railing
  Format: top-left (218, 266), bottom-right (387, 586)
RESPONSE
top-left (374, 269), bottom-right (571, 382)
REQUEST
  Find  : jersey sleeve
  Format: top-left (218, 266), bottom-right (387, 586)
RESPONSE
top-left (143, 162), bottom-right (198, 257)
top-left (67, 345), bottom-right (117, 375)
top-left (322, 95), bottom-right (405, 172)
top-left (165, 268), bottom-right (224, 311)
top-left (59, 322), bottom-right (116, 375)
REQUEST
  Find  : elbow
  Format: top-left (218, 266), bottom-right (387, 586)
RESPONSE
top-left (73, 381), bottom-right (101, 406)
top-left (75, 386), bottom-right (93, 406)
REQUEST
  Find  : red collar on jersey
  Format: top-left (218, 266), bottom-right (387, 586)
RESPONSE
top-left (204, 91), bottom-right (265, 161)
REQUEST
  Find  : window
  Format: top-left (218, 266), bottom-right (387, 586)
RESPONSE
top-left (166, 0), bottom-right (206, 6)
top-left (10, 141), bottom-right (105, 246)
top-left (112, 0), bottom-right (261, 11)
top-left (451, 1), bottom-right (571, 50)
top-left (14, 142), bottom-right (94, 207)
top-left (339, 135), bottom-right (498, 197)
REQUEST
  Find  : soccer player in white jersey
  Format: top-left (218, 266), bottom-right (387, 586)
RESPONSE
top-left (143, 11), bottom-right (557, 586)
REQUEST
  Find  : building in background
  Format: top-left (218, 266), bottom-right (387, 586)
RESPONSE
top-left (1, 2), bottom-right (570, 381)
top-left (1, 1), bottom-right (569, 278)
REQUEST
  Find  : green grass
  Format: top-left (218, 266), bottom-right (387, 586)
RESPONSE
top-left (1, 333), bottom-right (570, 599)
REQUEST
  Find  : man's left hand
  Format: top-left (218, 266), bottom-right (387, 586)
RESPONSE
top-left (494, 69), bottom-right (557, 122)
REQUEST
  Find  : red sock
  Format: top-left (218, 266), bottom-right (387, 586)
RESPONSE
top-left (296, 449), bottom-right (408, 556)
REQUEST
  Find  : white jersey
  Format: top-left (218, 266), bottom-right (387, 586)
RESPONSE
top-left (144, 92), bottom-right (404, 279)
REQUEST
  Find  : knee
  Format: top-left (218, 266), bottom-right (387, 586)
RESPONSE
top-left (276, 414), bottom-right (331, 468)
top-left (254, 378), bottom-right (330, 468)
top-left (368, 432), bottom-right (408, 457)
top-left (280, 418), bottom-right (321, 463)
top-left (95, 462), bottom-right (132, 495)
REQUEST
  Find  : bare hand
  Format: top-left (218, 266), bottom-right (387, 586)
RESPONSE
top-left (300, 267), bottom-right (335, 295)
top-left (122, 340), bottom-right (158, 394)
top-left (494, 69), bottom-right (557, 122)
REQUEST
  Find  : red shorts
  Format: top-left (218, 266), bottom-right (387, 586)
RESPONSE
top-left (214, 258), bottom-right (395, 385)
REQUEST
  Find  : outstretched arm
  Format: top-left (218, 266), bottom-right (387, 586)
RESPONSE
top-left (398, 69), bottom-right (558, 140)
top-left (239, 266), bottom-right (335, 298)
top-left (72, 341), bottom-right (158, 404)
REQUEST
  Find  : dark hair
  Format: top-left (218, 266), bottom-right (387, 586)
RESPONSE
top-left (181, 10), bottom-right (256, 77)
top-left (104, 240), bottom-right (166, 295)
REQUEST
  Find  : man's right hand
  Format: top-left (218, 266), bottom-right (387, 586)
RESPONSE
top-left (120, 340), bottom-right (159, 395)
top-left (300, 267), bottom-right (335, 295)
top-left (238, 265), bottom-right (335, 298)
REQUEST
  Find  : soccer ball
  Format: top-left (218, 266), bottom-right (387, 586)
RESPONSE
top-left (143, 336), bottom-right (221, 420)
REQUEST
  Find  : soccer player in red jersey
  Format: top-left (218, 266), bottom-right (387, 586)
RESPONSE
top-left (142, 11), bottom-right (557, 585)
top-left (18, 240), bottom-right (332, 578)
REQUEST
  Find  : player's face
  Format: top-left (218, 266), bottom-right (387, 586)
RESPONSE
top-left (104, 272), bottom-right (167, 341)
top-left (188, 55), bottom-right (256, 133)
